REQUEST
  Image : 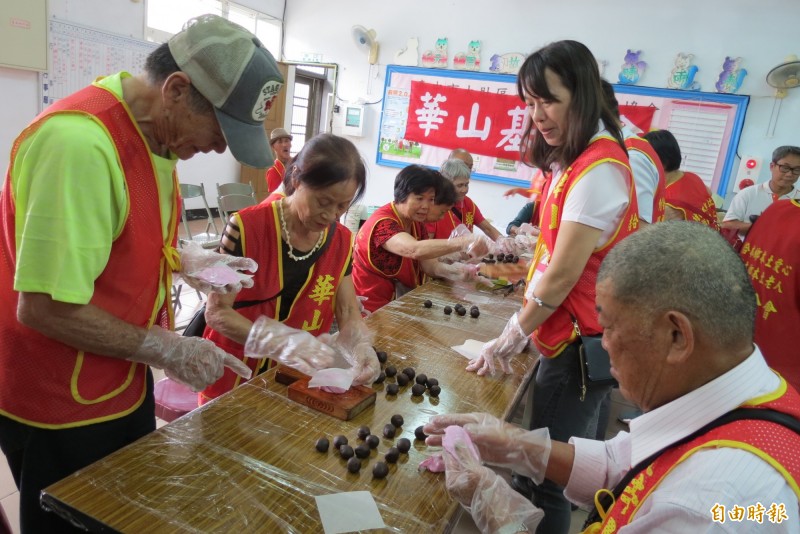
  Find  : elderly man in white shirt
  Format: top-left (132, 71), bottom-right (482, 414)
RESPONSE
top-left (424, 222), bottom-right (800, 534)
top-left (723, 145), bottom-right (800, 237)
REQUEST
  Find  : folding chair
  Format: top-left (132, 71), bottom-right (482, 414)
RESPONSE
top-left (218, 193), bottom-right (257, 224)
top-left (179, 183), bottom-right (221, 249)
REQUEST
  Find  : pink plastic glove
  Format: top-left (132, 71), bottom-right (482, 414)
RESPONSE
top-left (466, 312), bottom-right (528, 376)
top-left (329, 323), bottom-right (381, 386)
top-left (443, 426), bottom-right (544, 533)
top-left (424, 412), bottom-right (552, 484)
top-left (132, 326), bottom-right (252, 392)
top-left (179, 242), bottom-right (258, 294)
top-left (244, 316), bottom-right (336, 375)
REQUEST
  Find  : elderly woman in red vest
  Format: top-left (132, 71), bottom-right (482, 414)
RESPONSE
top-left (201, 134), bottom-right (380, 403)
top-left (466, 40), bottom-right (638, 533)
top-left (352, 165), bottom-right (491, 313)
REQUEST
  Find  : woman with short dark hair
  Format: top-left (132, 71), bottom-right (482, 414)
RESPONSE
top-left (352, 164), bottom-right (490, 313)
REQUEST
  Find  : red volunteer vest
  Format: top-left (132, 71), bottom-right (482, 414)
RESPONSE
top-left (741, 200), bottom-right (800, 390)
top-left (667, 171), bottom-right (721, 230)
top-left (201, 201), bottom-right (352, 402)
top-left (587, 379), bottom-right (800, 532)
top-left (265, 159), bottom-right (285, 193)
top-left (531, 136), bottom-right (638, 357)
top-left (0, 83), bottom-right (178, 428)
top-left (352, 203), bottom-right (424, 313)
top-left (625, 135), bottom-right (666, 223)
top-left (262, 190), bottom-right (286, 205)
top-left (428, 210), bottom-right (461, 239)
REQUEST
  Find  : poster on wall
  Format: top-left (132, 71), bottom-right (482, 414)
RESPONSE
top-left (377, 65), bottom-right (749, 194)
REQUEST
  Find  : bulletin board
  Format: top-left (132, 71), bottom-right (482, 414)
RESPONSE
top-left (0, 0), bottom-right (47, 72)
top-left (40, 19), bottom-right (158, 110)
top-left (377, 65), bottom-right (749, 194)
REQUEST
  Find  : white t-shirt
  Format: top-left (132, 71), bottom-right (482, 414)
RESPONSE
top-left (621, 122), bottom-right (660, 223)
top-left (724, 181), bottom-right (800, 223)
top-left (547, 129), bottom-right (630, 248)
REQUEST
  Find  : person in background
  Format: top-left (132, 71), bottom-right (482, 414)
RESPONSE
top-left (443, 150), bottom-right (504, 240)
top-left (723, 145), bottom-right (800, 237)
top-left (426, 222), bottom-right (799, 534)
top-left (352, 165), bottom-right (491, 313)
top-left (0, 15), bottom-right (279, 531)
top-left (425, 174), bottom-right (458, 238)
top-left (202, 134), bottom-right (380, 403)
top-left (643, 129), bottom-right (720, 229)
top-left (740, 199), bottom-right (800, 391)
top-left (466, 40), bottom-right (637, 534)
top-left (507, 202), bottom-right (535, 236)
top-left (264, 127), bottom-right (293, 193)
top-left (601, 79), bottom-right (666, 225)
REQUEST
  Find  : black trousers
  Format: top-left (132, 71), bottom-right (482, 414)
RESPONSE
top-left (0, 370), bottom-right (156, 533)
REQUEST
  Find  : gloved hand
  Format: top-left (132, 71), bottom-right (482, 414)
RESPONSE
top-left (424, 412), bottom-right (552, 484)
top-left (179, 241), bottom-right (258, 294)
top-left (517, 223), bottom-right (539, 237)
top-left (443, 426), bottom-right (544, 533)
top-left (434, 261), bottom-right (481, 283)
top-left (243, 316), bottom-right (336, 375)
top-left (330, 322), bottom-right (381, 386)
top-left (448, 226), bottom-right (494, 261)
top-left (131, 326), bottom-right (252, 392)
top-left (466, 312), bottom-right (528, 376)
top-left (356, 296), bottom-right (373, 318)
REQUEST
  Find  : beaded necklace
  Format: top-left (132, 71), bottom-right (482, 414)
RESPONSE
top-left (277, 198), bottom-right (324, 261)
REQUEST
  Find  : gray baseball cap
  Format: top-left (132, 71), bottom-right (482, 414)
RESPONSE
top-left (169, 15), bottom-right (284, 168)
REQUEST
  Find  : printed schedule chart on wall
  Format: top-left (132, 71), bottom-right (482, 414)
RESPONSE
top-left (41, 19), bottom-right (158, 109)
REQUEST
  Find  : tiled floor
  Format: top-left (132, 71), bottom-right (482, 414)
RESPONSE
top-left (0, 217), bottom-right (637, 533)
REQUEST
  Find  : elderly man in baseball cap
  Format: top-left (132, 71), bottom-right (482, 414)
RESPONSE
top-left (0, 14), bottom-right (283, 531)
top-left (265, 127), bottom-right (294, 193)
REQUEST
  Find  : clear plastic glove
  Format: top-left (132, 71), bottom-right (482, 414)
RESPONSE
top-left (179, 242), bottom-right (258, 294)
top-left (448, 225), bottom-right (494, 261)
top-left (332, 323), bottom-right (381, 386)
top-left (466, 312), bottom-right (528, 376)
top-left (424, 412), bottom-right (552, 484)
top-left (494, 236), bottom-right (517, 256)
top-left (244, 316), bottom-right (336, 375)
top-left (443, 429), bottom-right (544, 533)
top-left (356, 296), bottom-right (373, 318)
top-left (434, 262), bottom-right (481, 283)
top-left (513, 233), bottom-right (537, 254)
top-left (517, 223), bottom-right (539, 237)
top-left (131, 326), bottom-right (252, 392)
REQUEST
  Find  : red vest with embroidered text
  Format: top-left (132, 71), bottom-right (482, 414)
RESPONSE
top-left (0, 83), bottom-right (178, 428)
top-left (667, 171), bottom-right (721, 230)
top-left (531, 136), bottom-right (638, 357)
top-left (625, 135), bottom-right (666, 223)
top-left (201, 201), bottom-right (352, 401)
top-left (592, 380), bottom-right (800, 532)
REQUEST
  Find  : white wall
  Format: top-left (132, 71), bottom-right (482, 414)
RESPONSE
top-left (281, 0), bottom-right (800, 230)
top-left (0, 0), bottom-right (240, 202)
top-left (2, 0), bottom-right (799, 222)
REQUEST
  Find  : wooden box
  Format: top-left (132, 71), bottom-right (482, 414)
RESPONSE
top-left (287, 378), bottom-right (376, 421)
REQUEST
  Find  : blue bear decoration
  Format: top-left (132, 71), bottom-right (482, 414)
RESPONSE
top-left (715, 56), bottom-right (747, 94)
top-left (618, 49), bottom-right (647, 85)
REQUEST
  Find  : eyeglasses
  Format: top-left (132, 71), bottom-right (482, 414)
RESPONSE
top-left (774, 163), bottom-right (800, 176)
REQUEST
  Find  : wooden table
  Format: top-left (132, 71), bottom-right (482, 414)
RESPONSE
top-left (42, 280), bottom-right (534, 533)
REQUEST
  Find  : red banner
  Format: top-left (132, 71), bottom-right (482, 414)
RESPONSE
top-left (404, 80), bottom-right (527, 161)
top-left (619, 104), bottom-right (656, 133)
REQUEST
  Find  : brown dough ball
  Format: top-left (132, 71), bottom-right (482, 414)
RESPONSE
top-left (347, 456), bottom-right (361, 473)
top-left (396, 372), bottom-right (410, 387)
top-left (402, 367), bottom-right (416, 380)
top-left (470, 307), bottom-right (480, 318)
top-left (372, 461), bottom-right (389, 479)
top-left (373, 371), bottom-right (386, 384)
top-left (411, 383), bottom-right (426, 396)
top-left (386, 383), bottom-right (399, 395)
top-left (426, 377), bottom-right (439, 388)
top-left (315, 437), bottom-right (329, 453)
top-left (423, 299), bottom-right (433, 308)
top-left (376, 350), bottom-right (388, 363)
top-left (390, 414), bottom-right (404, 427)
top-left (429, 385), bottom-right (441, 397)
top-left (383, 424), bottom-right (396, 439)
top-left (385, 365), bottom-right (397, 377)
top-left (354, 444), bottom-right (370, 459)
top-left (385, 447), bottom-right (400, 463)
top-left (366, 434), bottom-right (380, 449)
top-left (332, 435), bottom-right (348, 449)
top-left (357, 426), bottom-right (370, 440)
top-left (415, 425), bottom-right (427, 441)
top-left (339, 444), bottom-right (354, 460)
top-left (396, 438), bottom-right (411, 454)
top-left (415, 373), bottom-right (428, 386)
top-left (443, 305), bottom-right (453, 315)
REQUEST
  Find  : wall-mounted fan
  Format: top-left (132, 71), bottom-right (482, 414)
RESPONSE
top-left (352, 25), bottom-right (379, 65)
top-left (765, 55), bottom-right (800, 137)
